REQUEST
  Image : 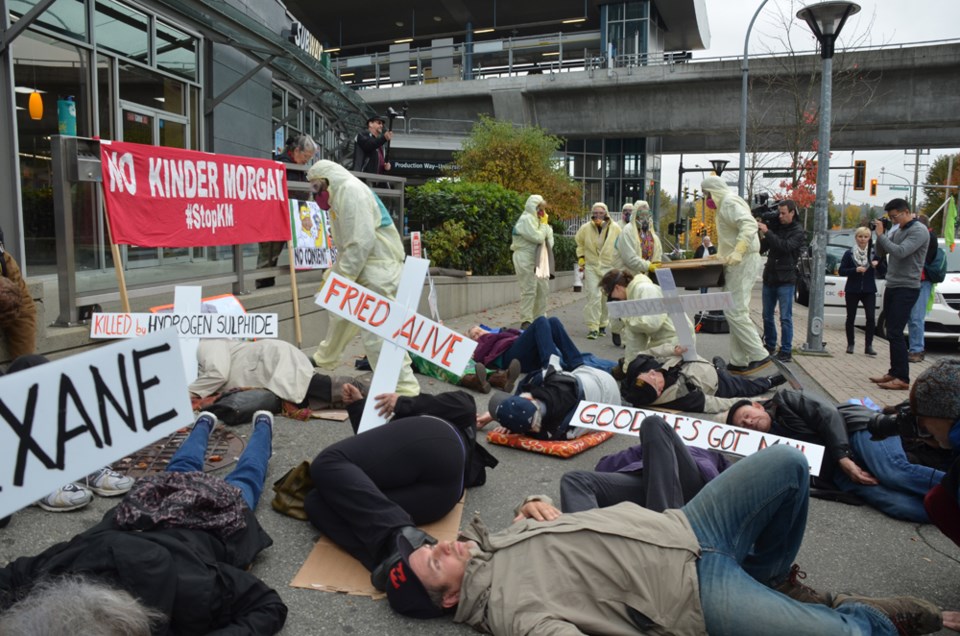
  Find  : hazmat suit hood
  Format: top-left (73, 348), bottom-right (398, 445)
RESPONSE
top-left (700, 176), bottom-right (730, 205)
top-left (524, 194), bottom-right (546, 217)
top-left (307, 160), bottom-right (363, 213)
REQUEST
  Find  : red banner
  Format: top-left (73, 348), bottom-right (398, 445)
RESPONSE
top-left (100, 140), bottom-right (291, 247)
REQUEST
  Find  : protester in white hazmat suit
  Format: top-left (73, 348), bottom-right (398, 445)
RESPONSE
top-left (700, 176), bottom-right (770, 372)
top-left (601, 269), bottom-right (691, 374)
top-left (617, 200), bottom-right (662, 275)
top-left (575, 202), bottom-right (621, 339)
top-left (511, 194), bottom-right (554, 328)
top-left (306, 160), bottom-right (419, 396)
top-left (619, 202), bottom-right (634, 229)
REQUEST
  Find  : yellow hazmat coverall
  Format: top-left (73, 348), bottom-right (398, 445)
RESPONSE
top-left (701, 175), bottom-right (768, 368)
top-left (307, 160), bottom-right (419, 396)
top-left (510, 194), bottom-right (554, 324)
top-left (576, 214), bottom-right (621, 332)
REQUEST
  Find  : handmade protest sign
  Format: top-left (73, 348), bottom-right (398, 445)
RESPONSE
top-left (607, 268), bottom-right (733, 361)
top-left (99, 139), bottom-right (290, 247)
top-left (90, 312), bottom-right (279, 339)
top-left (410, 231), bottom-right (422, 258)
top-left (0, 329), bottom-right (193, 520)
top-left (291, 199), bottom-right (337, 270)
top-left (315, 260), bottom-right (476, 432)
top-left (572, 401), bottom-right (825, 475)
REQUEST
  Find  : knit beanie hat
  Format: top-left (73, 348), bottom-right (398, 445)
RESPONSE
top-left (911, 358), bottom-right (960, 421)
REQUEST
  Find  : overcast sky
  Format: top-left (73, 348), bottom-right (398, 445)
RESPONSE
top-left (658, 0), bottom-right (957, 207)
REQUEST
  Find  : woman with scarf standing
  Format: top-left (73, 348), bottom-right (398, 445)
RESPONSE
top-left (838, 226), bottom-right (885, 356)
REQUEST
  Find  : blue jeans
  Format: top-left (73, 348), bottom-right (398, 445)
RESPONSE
top-left (762, 283), bottom-right (795, 353)
top-left (832, 430), bottom-right (944, 522)
top-left (683, 446), bottom-right (898, 635)
top-left (503, 316), bottom-right (585, 372)
top-left (166, 416), bottom-right (273, 510)
top-left (883, 286), bottom-right (920, 382)
top-left (908, 280), bottom-right (932, 353)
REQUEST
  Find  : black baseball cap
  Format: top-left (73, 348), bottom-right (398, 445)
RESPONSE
top-left (726, 399), bottom-right (754, 425)
top-left (367, 114), bottom-right (387, 124)
top-left (385, 532), bottom-right (446, 619)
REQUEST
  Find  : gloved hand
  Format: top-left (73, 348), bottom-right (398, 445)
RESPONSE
top-left (577, 257), bottom-right (585, 272)
top-left (647, 262), bottom-right (660, 272)
top-left (539, 212), bottom-right (549, 225)
top-left (725, 251), bottom-right (743, 267)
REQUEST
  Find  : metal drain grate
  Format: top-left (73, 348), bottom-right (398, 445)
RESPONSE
top-left (111, 424), bottom-right (246, 477)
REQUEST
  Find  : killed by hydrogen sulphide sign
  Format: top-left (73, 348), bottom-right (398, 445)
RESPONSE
top-left (0, 329), bottom-right (194, 519)
top-left (572, 401), bottom-right (825, 475)
top-left (90, 312), bottom-right (278, 339)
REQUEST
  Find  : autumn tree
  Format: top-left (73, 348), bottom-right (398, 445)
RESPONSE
top-left (744, 1), bottom-right (881, 212)
top-left (450, 115), bottom-right (583, 218)
top-left (920, 153), bottom-right (960, 236)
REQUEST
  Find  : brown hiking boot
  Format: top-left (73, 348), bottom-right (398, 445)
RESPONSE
top-left (773, 564), bottom-right (831, 605)
top-left (460, 362), bottom-right (491, 394)
top-left (489, 359), bottom-right (521, 393)
top-left (833, 594), bottom-right (942, 635)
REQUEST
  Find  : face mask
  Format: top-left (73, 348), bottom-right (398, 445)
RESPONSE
top-left (315, 189), bottom-right (330, 209)
top-left (706, 198), bottom-right (717, 210)
top-left (623, 213), bottom-right (631, 224)
top-left (641, 221), bottom-right (649, 232)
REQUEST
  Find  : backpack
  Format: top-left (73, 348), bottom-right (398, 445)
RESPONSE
top-left (925, 247), bottom-right (947, 283)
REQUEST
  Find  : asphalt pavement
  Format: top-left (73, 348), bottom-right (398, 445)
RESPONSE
top-left (2, 284), bottom-right (959, 635)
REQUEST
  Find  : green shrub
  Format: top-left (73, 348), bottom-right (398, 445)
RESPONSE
top-left (422, 219), bottom-right (471, 271)
top-left (407, 181), bottom-right (525, 275)
top-left (553, 235), bottom-right (577, 271)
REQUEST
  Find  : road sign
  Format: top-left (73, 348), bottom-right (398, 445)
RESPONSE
top-left (888, 185), bottom-right (910, 191)
top-left (762, 171), bottom-right (792, 178)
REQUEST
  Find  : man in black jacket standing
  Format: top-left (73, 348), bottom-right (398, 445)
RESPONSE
top-left (352, 114), bottom-right (392, 175)
top-left (758, 200), bottom-right (805, 363)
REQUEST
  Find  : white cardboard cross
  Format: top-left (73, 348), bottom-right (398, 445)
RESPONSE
top-left (357, 257), bottom-right (430, 431)
top-left (606, 268), bottom-right (734, 361)
top-left (315, 257), bottom-right (476, 433)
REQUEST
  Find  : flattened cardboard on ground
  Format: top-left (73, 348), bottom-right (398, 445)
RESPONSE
top-left (309, 409), bottom-right (350, 421)
top-left (290, 499), bottom-right (465, 599)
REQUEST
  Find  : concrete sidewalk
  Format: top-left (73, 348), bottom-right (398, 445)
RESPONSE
top-left (747, 289), bottom-right (952, 406)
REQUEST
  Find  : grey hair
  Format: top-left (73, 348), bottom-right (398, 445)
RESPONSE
top-left (293, 134), bottom-right (318, 156)
top-left (0, 574), bottom-right (167, 636)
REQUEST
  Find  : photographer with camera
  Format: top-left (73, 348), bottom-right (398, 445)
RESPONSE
top-left (758, 199), bottom-right (805, 363)
top-left (868, 199), bottom-right (929, 391)
top-left (352, 114), bottom-right (392, 175)
top-left (907, 359), bottom-right (960, 547)
top-left (727, 388), bottom-right (944, 522)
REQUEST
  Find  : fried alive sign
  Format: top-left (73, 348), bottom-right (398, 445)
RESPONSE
top-left (0, 329), bottom-right (193, 519)
top-left (572, 401), bottom-right (825, 475)
top-left (316, 272), bottom-right (476, 375)
top-left (100, 140), bottom-right (291, 246)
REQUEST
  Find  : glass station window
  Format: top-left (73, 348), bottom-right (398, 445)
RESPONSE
top-left (156, 21), bottom-right (198, 81)
top-left (9, 0), bottom-right (87, 41)
top-left (94, 0), bottom-right (149, 61)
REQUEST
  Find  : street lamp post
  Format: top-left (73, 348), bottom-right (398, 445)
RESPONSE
top-left (738, 0), bottom-right (772, 199)
top-left (798, 1), bottom-right (860, 355)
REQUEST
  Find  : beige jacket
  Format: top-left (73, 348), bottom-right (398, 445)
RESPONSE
top-left (575, 220), bottom-right (621, 271)
top-left (189, 339), bottom-right (315, 403)
top-left (645, 343), bottom-right (741, 414)
top-left (454, 500), bottom-right (705, 635)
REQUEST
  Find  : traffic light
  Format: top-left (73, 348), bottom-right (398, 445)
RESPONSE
top-left (853, 160), bottom-right (866, 190)
top-left (869, 179), bottom-right (878, 196)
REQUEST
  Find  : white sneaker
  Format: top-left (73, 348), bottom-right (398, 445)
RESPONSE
top-left (36, 483), bottom-right (93, 512)
top-left (83, 467), bottom-right (135, 497)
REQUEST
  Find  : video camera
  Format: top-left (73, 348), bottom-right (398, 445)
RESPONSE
top-left (869, 217), bottom-right (893, 232)
top-left (751, 193), bottom-right (781, 226)
top-left (866, 403), bottom-right (930, 441)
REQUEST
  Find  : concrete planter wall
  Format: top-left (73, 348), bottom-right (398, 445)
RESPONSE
top-left (3, 271), bottom-right (575, 363)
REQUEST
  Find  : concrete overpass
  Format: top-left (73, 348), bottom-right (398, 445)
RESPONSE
top-left (361, 41), bottom-right (960, 157)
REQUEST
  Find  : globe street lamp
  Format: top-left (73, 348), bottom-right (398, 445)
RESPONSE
top-left (798, 1), bottom-right (860, 355)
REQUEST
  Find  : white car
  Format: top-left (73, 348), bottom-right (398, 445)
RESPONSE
top-left (804, 234), bottom-right (960, 342)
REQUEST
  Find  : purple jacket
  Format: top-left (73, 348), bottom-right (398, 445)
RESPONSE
top-left (473, 329), bottom-right (521, 366)
top-left (595, 443), bottom-right (730, 483)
